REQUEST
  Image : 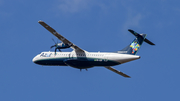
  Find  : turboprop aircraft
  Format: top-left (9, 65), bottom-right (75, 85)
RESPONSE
top-left (32, 20), bottom-right (155, 78)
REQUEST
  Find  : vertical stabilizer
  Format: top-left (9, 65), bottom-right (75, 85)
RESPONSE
top-left (116, 29), bottom-right (154, 55)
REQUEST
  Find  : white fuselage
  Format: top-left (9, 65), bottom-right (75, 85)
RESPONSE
top-left (32, 50), bottom-right (140, 69)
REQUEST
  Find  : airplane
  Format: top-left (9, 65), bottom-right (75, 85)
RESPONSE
top-left (32, 20), bottom-right (155, 78)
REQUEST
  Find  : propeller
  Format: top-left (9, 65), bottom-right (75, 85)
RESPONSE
top-left (50, 38), bottom-right (57, 48)
top-left (50, 38), bottom-right (61, 54)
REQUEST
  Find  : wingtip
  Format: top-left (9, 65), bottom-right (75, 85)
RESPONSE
top-left (128, 29), bottom-right (132, 31)
top-left (125, 76), bottom-right (131, 78)
top-left (128, 29), bottom-right (133, 33)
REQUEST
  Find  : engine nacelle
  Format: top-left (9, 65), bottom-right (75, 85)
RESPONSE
top-left (56, 43), bottom-right (71, 49)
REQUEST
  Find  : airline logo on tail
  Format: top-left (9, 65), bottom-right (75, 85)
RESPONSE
top-left (130, 41), bottom-right (140, 54)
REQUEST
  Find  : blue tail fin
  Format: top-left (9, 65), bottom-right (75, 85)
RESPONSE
top-left (116, 29), bottom-right (155, 55)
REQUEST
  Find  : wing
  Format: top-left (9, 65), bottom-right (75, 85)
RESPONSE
top-left (38, 20), bottom-right (84, 52)
top-left (104, 66), bottom-right (131, 78)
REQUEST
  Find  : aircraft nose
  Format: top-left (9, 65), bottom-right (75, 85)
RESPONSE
top-left (32, 56), bottom-right (38, 63)
top-left (32, 57), bottom-right (36, 63)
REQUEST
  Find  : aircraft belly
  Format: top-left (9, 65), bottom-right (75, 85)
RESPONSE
top-left (64, 59), bottom-right (93, 69)
top-left (33, 58), bottom-right (67, 66)
top-left (88, 60), bottom-right (119, 66)
top-left (63, 57), bottom-right (120, 69)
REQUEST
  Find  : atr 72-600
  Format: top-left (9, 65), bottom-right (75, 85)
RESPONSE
top-left (32, 21), bottom-right (155, 78)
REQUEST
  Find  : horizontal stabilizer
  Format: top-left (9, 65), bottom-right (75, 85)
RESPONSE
top-left (128, 29), bottom-right (155, 45)
top-left (144, 38), bottom-right (155, 45)
top-left (128, 29), bottom-right (139, 36)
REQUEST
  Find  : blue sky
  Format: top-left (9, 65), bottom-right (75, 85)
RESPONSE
top-left (0, 0), bottom-right (180, 101)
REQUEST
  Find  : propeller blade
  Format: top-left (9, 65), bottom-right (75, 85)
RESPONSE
top-left (55, 48), bottom-right (57, 55)
top-left (50, 45), bottom-right (56, 49)
top-left (58, 49), bottom-right (61, 52)
top-left (52, 38), bottom-right (56, 44)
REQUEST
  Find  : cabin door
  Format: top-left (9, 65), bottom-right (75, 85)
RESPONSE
top-left (69, 51), bottom-right (77, 59)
